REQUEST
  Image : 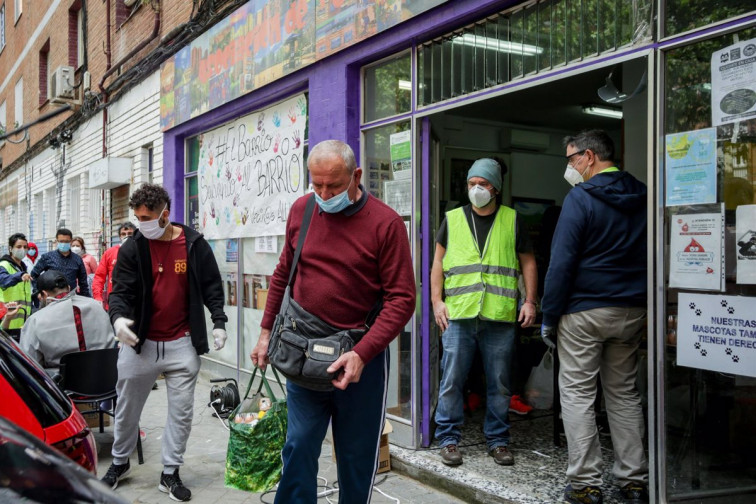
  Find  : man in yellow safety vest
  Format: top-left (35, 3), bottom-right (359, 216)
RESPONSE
top-left (431, 158), bottom-right (537, 467)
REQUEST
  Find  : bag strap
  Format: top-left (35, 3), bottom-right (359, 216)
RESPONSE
top-left (243, 366), bottom-right (287, 402)
top-left (286, 194), bottom-right (316, 287)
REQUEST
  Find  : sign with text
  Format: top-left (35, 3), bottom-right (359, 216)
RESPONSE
top-left (711, 36), bottom-right (756, 127)
top-left (669, 208), bottom-right (724, 291)
top-left (665, 128), bottom-right (717, 206)
top-left (678, 292), bottom-right (756, 378)
top-left (198, 94), bottom-right (306, 239)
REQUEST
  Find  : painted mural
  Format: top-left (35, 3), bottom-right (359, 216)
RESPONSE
top-left (160, 0), bottom-right (448, 130)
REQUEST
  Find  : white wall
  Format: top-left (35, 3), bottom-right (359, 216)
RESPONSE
top-left (15, 70), bottom-right (162, 257)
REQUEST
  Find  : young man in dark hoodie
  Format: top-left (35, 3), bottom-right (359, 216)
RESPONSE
top-left (541, 130), bottom-right (648, 504)
top-left (101, 184), bottom-right (227, 501)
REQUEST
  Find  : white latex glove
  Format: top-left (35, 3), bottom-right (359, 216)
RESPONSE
top-left (213, 328), bottom-right (227, 351)
top-left (114, 317), bottom-right (138, 347)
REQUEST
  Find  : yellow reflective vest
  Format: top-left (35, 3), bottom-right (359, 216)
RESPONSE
top-left (442, 206), bottom-right (519, 322)
top-left (0, 260), bottom-right (32, 331)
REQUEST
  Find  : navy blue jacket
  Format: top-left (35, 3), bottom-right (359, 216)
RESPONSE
top-left (541, 170), bottom-right (647, 327)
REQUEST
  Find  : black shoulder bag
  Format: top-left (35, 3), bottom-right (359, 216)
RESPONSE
top-left (267, 195), bottom-right (382, 391)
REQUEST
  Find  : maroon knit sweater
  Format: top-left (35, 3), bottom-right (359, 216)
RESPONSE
top-left (261, 190), bottom-right (416, 364)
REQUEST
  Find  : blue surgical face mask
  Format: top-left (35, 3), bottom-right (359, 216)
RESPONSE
top-left (57, 242), bottom-right (71, 253)
top-left (314, 178), bottom-right (354, 214)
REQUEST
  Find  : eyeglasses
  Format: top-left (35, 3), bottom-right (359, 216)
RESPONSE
top-left (565, 150), bottom-right (586, 164)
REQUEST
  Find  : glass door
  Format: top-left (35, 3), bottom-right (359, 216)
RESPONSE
top-left (660, 24), bottom-right (756, 502)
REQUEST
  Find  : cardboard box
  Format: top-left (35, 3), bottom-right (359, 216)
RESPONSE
top-left (76, 403), bottom-right (110, 429)
top-left (377, 420), bottom-right (393, 474)
top-left (332, 419), bottom-right (393, 473)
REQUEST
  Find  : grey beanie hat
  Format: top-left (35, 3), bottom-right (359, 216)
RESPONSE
top-left (467, 158), bottom-right (502, 192)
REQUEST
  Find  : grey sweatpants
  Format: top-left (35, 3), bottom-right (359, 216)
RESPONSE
top-left (112, 337), bottom-right (201, 470)
top-left (558, 306), bottom-right (648, 489)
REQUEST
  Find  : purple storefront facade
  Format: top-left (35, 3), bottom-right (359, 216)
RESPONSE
top-left (156, 0), bottom-right (756, 500)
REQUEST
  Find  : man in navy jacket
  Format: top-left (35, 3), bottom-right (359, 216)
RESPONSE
top-left (542, 130), bottom-right (648, 504)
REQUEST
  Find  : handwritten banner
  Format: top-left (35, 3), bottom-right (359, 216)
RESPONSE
top-left (198, 94), bottom-right (306, 239)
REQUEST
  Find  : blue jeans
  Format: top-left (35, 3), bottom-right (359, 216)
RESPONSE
top-left (274, 350), bottom-right (388, 504)
top-left (434, 319), bottom-right (515, 450)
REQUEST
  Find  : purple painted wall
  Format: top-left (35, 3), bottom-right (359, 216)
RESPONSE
top-left (163, 0), bottom-right (519, 220)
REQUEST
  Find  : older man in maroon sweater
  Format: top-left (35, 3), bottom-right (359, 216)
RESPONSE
top-left (251, 139), bottom-right (415, 503)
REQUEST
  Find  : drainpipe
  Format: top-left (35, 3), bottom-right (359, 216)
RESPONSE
top-left (102, 0), bottom-right (112, 158)
top-left (99, 2), bottom-right (160, 157)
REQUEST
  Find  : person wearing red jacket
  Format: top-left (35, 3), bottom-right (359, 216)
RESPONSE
top-left (92, 222), bottom-right (136, 310)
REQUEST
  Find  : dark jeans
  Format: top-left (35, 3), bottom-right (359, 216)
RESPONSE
top-left (274, 349), bottom-right (388, 504)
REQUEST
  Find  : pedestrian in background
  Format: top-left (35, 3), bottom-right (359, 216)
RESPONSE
top-left (31, 228), bottom-right (90, 297)
top-left (92, 222), bottom-right (136, 310)
top-left (251, 140), bottom-right (415, 503)
top-left (542, 130), bottom-right (648, 504)
top-left (0, 233), bottom-right (33, 341)
top-left (431, 158), bottom-right (537, 467)
top-left (20, 270), bottom-right (114, 377)
top-left (22, 242), bottom-right (38, 272)
top-left (71, 236), bottom-right (98, 275)
top-left (102, 184), bottom-right (227, 502)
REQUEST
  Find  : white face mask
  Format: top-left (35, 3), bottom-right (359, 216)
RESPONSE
top-left (468, 184), bottom-right (494, 208)
top-left (71, 246), bottom-right (83, 255)
top-left (138, 204), bottom-right (169, 240)
top-left (12, 248), bottom-right (26, 260)
top-left (563, 154), bottom-right (588, 187)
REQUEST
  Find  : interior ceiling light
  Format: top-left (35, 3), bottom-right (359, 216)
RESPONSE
top-left (398, 80), bottom-right (412, 91)
top-left (453, 33), bottom-right (543, 56)
top-left (582, 105), bottom-right (623, 119)
top-left (598, 67), bottom-right (647, 104)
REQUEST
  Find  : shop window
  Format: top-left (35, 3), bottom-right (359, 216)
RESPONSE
top-left (665, 1), bottom-right (755, 37)
top-left (418, 0), bottom-right (653, 107)
top-left (363, 52), bottom-right (411, 123)
top-left (662, 26), bottom-right (756, 500)
top-left (362, 120), bottom-right (413, 420)
top-left (66, 176), bottom-right (80, 234)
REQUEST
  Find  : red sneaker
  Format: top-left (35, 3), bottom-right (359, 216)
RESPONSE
top-left (510, 395), bottom-right (534, 416)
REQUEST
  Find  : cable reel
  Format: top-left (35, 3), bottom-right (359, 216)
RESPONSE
top-left (208, 378), bottom-right (240, 419)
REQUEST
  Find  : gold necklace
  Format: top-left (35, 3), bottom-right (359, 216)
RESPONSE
top-left (157, 225), bottom-right (173, 274)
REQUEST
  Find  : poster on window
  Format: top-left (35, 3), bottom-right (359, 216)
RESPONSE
top-left (665, 128), bottom-right (717, 206)
top-left (669, 207), bottom-right (725, 291)
top-left (711, 37), bottom-right (756, 127)
top-left (677, 293), bottom-right (756, 378)
top-left (390, 130), bottom-right (411, 180)
top-left (736, 204), bottom-right (756, 284)
top-left (198, 94), bottom-right (306, 239)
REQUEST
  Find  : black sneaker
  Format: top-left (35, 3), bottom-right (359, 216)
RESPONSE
top-left (439, 444), bottom-right (463, 466)
top-left (159, 468), bottom-right (192, 502)
top-left (101, 461), bottom-right (131, 490)
top-left (619, 482), bottom-right (649, 503)
top-left (564, 484), bottom-right (603, 504)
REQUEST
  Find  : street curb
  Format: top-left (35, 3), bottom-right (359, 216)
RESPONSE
top-left (389, 454), bottom-right (518, 504)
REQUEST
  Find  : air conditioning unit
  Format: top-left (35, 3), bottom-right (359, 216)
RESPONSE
top-left (500, 129), bottom-right (551, 151)
top-left (50, 66), bottom-right (75, 104)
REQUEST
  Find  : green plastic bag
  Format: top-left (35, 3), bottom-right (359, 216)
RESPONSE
top-left (225, 367), bottom-right (287, 492)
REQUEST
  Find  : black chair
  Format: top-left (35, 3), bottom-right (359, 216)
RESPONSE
top-left (58, 348), bottom-right (144, 465)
